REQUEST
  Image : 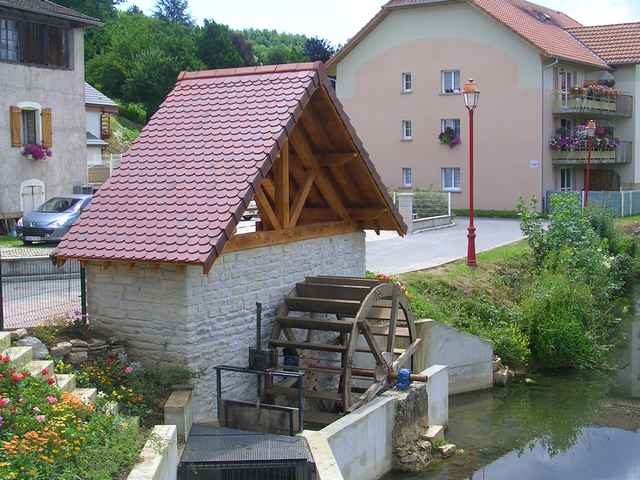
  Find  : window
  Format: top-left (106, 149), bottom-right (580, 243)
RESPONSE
top-left (402, 168), bottom-right (413, 187)
top-left (21, 109), bottom-right (38, 144)
top-left (441, 70), bottom-right (461, 94)
top-left (560, 168), bottom-right (574, 192)
top-left (442, 167), bottom-right (461, 192)
top-left (0, 19), bottom-right (18, 61)
top-left (402, 72), bottom-right (412, 93)
top-left (440, 119), bottom-right (461, 137)
top-left (402, 120), bottom-right (413, 141)
top-left (0, 17), bottom-right (69, 68)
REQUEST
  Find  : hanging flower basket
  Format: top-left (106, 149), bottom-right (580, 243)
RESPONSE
top-left (438, 127), bottom-right (461, 149)
top-left (21, 143), bottom-right (52, 161)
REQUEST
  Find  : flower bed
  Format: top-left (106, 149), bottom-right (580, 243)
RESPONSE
top-left (0, 356), bottom-right (144, 479)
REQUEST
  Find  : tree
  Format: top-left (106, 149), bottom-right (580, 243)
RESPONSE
top-left (154, 0), bottom-right (193, 26)
top-left (304, 37), bottom-right (335, 63)
top-left (230, 32), bottom-right (255, 66)
top-left (195, 20), bottom-right (245, 69)
top-left (53, 0), bottom-right (121, 20)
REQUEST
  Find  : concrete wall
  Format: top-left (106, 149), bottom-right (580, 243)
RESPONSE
top-left (127, 425), bottom-right (178, 480)
top-left (335, 1), bottom-right (544, 211)
top-left (415, 320), bottom-right (493, 395)
top-left (86, 231), bottom-right (366, 422)
top-left (0, 28), bottom-right (87, 216)
top-left (304, 366), bottom-right (448, 480)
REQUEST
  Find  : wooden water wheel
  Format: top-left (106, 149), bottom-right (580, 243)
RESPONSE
top-left (268, 276), bottom-right (421, 424)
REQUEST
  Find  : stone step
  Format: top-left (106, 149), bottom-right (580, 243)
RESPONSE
top-left (55, 374), bottom-right (76, 392)
top-left (26, 360), bottom-right (54, 381)
top-left (3, 346), bottom-right (33, 370)
top-left (73, 388), bottom-right (97, 404)
top-left (0, 332), bottom-right (11, 351)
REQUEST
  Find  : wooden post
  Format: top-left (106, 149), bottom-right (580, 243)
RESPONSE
top-left (275, 140), bottom-right (290, 228)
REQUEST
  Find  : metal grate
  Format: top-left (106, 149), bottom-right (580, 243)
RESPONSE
top-left (178, 425), bottom-right (315, 480)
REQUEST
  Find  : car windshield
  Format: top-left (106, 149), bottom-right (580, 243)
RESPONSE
top-left (36, 197), bottom-right (81, 213)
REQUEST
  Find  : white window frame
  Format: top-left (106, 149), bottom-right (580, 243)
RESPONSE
top-left (560, 168), bottom-right (574, 192)
top-left (442, 167), bottom-right (461, 192)
top-left (440, 118), bottom-right (461, 137)
top-left (402, 120), bottom-right (413, 141)
top-left (441, 70), bottom-right (461, 94)
top-left (17, 101), bottom-right (42, 145)
top-left (402, 72), bottom-right (413, 93)
top-left (402, 168), bottom-right (413, 188)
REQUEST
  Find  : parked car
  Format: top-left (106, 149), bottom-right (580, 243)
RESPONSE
top-left (16, 194), bottom-right (92, 245)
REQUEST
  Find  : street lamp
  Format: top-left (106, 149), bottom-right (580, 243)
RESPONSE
top-left (584, 119), bottom-right (596, 208)
top-left (463, 79), bottom-right (480, 267)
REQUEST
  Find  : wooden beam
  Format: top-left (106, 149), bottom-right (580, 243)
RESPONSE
top-left (289, 171), bottom-right (316, 227)
top-left (254, 186), bottom-right (281, 230)
top-left (261, 178), bottom-right (276, 203)
top-left (223, 221), bottom-right (357, 253)
top-left (275, 140), bottom-right (290, 227)
top-left (320, 152), bottom-right (358, 167)
top-left (301, 208), bottom-right (387, 222)
top-left (290, 127), bottom-right (351, 221)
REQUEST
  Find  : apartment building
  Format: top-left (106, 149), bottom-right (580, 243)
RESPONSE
top-left (327, 0), bottom-right (640, 211)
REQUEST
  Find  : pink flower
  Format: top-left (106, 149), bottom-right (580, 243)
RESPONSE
top-left (41, 368), bottom-right (49, 376)
top-left (35, 415), bottom-right (46, 423)
top-left (46, 396), bottom-right (58, 405)
top-left (47, 377), bottom-right (55, 385)
top-left (0, 398), bottom-right (10, 407)
top-left (124, 366), bottom-right (133, 374)
top-left (32, 407), bottom-right (41, 414)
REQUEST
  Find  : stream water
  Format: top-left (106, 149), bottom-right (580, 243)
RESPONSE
top-left (386, 294), bottom-right (640, 480)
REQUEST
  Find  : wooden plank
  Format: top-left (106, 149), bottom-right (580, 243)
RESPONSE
top-left (289, 171), bottom-right (316, 228)
top-left (223, 221), bottom-right (357, 253)
top-left (387, 286), bottom-right (399, 353)
top-left (367, 306), bottom-right (407, 321)
top-left (369, 326), bottom-right (411, 338)
top-left (276, 316), bottom-right (354, 333)
top-left (254, 186), bottom-right (281, 230)
top-left (301, 208), bottom-right (387, 222)
top-left (266, 385), bottom-right (340, 402)
top-left (270, 339), bottom-right (347, 353)
top-left (320, 153), bottom-right (358, 167)
top-left (304, 411), bottom-right (344, 426)
top-left (261, 178), bottom-right (276, 202)
top-left (275, 140), bottom-right (290, 227)
top-left (286, 296), bottom-right (361, 316)
top-left (359, 319), bottom-right (392, 371)
top-left (392, 339), bottom-right (421, 370)
top-left (296, 282), bottom-right (371, 302)
top-left (290, 126), bottom-right (351, 221)
top-left (348, 381), bottom-right (385, 413)
top-left (342, 319), bottom-right (360, 410)
top-left (306, 276), bottom-right (382, 287)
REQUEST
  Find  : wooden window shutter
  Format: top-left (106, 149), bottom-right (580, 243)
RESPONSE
top-left (10, 106), bottom-right (21, 147)
top-left (42, 108), bottom-right (53, 148)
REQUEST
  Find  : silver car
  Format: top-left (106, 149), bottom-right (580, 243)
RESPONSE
top-left (16, 194), bottom-right (92, 245)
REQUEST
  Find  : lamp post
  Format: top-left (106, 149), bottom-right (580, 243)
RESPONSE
top-left (584, 120), bottom-right (596, 208)
top-left (463, 79), bottom-right (480, 267)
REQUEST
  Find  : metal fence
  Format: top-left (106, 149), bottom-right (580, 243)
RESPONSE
top-left (545, 190), bottom-right (640, 217)
top-left (0, 249), bottom-right (85, 329)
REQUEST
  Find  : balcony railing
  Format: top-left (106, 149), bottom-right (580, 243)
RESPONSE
top-left (87, 153), bottom-right (122, 186)
top-left (553, 91), bottom-right (633, 117)
top-left (552, 141), bottom-right (632, 165)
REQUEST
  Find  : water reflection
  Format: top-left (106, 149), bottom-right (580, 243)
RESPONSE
top-left (616, 320), bottom-right (640, 399)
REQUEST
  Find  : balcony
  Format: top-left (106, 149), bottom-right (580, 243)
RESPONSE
top-left (553, 90), bottom-right (633, 117)
top-left (552, 141), bottom-right (632, 166)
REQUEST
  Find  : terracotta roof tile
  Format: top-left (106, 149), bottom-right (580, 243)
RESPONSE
top-left (55, 62), bottom-right (405, 269)
top-left (567, 23), bottom-right (640, 65)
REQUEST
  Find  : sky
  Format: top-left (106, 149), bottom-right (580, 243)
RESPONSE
top-left (119, 0), bottom-right (640, 45)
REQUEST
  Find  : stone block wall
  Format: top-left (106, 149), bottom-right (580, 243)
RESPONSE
top-left (86, 231), bottom-right (366, 421)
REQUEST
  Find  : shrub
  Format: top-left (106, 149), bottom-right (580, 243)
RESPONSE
top-left (520, 273), bottom-right (607, 369)
top-left (117, 101), bottom-right (147, 125)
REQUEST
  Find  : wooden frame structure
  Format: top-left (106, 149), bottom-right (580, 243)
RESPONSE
top-left (223, 84), bottom-right (402, 257)
top-left (268, 276), bottom-right (420, 424)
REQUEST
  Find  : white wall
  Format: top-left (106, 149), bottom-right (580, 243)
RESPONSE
top-left (86, 232), bottom-right (367, 422)
top-left (0, 28), bottom-right (87, 216)
top-left (86, 110), bottom-right (102, 139)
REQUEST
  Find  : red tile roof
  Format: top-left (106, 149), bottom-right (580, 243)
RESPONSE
top-left (567, 23), bottom-right (640, 65)
top-left (327, 0), bottom-right (609, 70)
top-left (55, 62), bottom-right (404, 270)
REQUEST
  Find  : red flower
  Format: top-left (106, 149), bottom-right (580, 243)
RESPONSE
top-left (11, 372), bottom-right (24, 382)
top-left (47, 377), bottom-right (56, 385)
top-left (106, 356), bottom-right (115, 365)
top-left (1, 355), bottom-right (10, 363)
top-left (41, 368), bottom-right (49, 376)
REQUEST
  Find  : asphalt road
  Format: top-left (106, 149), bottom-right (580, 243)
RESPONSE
top-left (366, 217), bottom-right (524, 275)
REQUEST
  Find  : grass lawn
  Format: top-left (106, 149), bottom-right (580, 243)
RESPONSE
top-left (0, 235), bottom-right (22, 248)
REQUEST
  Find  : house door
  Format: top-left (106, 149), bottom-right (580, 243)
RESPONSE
top-left (20, 180), bottom-right (45, 214)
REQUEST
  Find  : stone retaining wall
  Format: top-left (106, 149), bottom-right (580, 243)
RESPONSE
top-left (86, 232), bottom-right (366, 422)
